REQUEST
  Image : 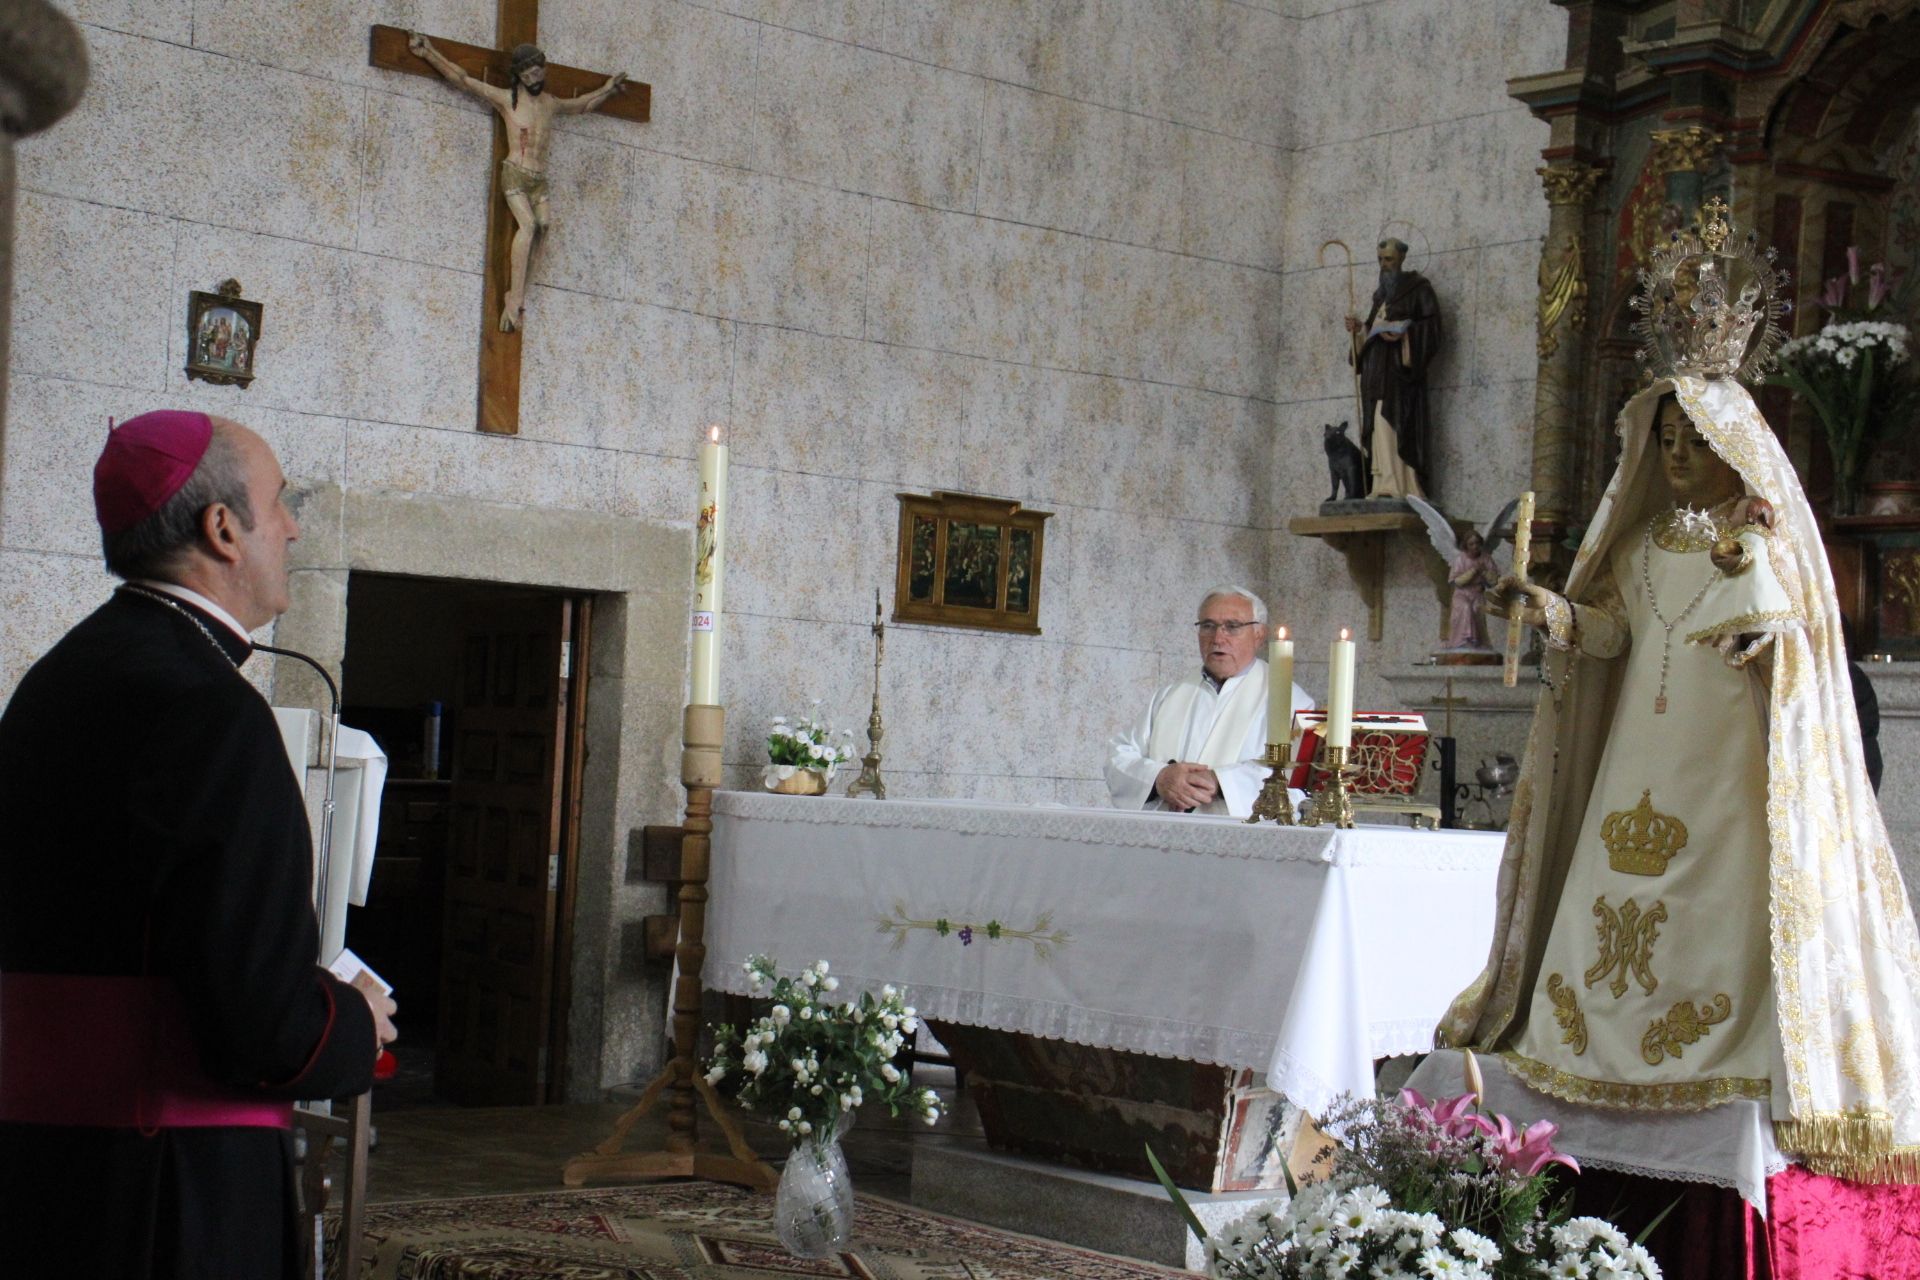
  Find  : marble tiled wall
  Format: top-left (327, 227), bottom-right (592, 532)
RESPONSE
top-left (2, 0), bottom-right (1589, 1085)
top-left (1, 0), bottom-right (1298, 810)
top-left (0, 2), bottom-right (1303, 1092)
top-left (1267, 0), bottom-right (1565, 710)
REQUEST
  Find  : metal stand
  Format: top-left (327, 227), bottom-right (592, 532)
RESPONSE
top-left (1244, 741), bottom-right (1296, 825)
top-left (846, 591), bottom-right (887, 799)
top-left (254, 642), bottom-right (370, 1280)
top-left (1301, 745), bottom-right (1358, 829)
top-left (562, 705), bottom-right (776, 1191)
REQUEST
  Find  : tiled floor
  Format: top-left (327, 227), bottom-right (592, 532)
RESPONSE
top-left (340, 1070), bottom-right (977, 1205)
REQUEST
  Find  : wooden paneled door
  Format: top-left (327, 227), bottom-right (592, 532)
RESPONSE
top-left (436, 591), bottom-right (591, 1105)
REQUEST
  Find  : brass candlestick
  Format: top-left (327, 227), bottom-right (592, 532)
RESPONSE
top-left (1302, 744), bottom-right (1358, 829)
top-left (1245, 741), bottom-right (1297, 825)
top-left (846, 590), bottom-right (887, 799)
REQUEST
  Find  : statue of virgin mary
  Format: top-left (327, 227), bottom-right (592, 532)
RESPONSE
top-left (1438, 204), bottom-right (1920, 1184)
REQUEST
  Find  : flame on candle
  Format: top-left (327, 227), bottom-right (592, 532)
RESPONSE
top-left (708, 424), bottom-right (723, 444)
top-left (1276, 625), bottom-right (1288, 641)
top-left (1339, 627), bottom-right (1350, 642)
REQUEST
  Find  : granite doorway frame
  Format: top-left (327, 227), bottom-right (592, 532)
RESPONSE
top-left (268, 483), bottom-right (690, 1102)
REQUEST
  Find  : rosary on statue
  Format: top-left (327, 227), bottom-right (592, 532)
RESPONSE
top-left (1641, 512), bottom-right (1723, 714)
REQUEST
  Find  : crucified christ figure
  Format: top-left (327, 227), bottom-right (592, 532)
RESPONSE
top-left (409, 33), bottom-right (628, 332)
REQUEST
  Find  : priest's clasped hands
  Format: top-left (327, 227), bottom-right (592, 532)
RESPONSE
top-left (1154, 761), bottom-right (1221, 812)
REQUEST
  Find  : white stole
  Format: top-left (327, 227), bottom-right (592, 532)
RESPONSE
top-left (1145, 664), bottom-right (1268, 772)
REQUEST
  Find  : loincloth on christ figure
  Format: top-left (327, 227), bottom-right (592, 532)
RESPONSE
top-left (500, 158), bottom-right (550, 201)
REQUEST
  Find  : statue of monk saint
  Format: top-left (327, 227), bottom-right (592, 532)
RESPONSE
top-left (409, 34), bottom-right (628, 333)
top-left (1343, 238), bottom-right (1442, 499)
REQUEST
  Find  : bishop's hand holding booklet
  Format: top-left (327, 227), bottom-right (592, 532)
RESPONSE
top-left (329, 948), bottom-right (397, 1074)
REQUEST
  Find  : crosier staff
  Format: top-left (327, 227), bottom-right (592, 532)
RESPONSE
top-left (1321, 238), bottom-right (1365, 437)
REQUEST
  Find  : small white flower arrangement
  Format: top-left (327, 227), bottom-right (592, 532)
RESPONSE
top-left (764, 704), bottom-right (856, 791)
top-left (1206, 1183), bottom-right (1507, 1280)
top-left (705, 955), bottom-right (941, 1146)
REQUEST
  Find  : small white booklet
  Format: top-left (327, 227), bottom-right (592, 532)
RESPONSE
top-left (327, 947), bottom-right (393, 999)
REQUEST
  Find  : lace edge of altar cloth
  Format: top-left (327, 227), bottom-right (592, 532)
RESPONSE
top-left (713, 791), bottom-right (1504, 871)
top-left (708, 968), bottom-right (1272, 1071)
top-left (1408, 1049), bottom-right (1788, 1215)
top-left (708, 969), bottom-right (1449, 1082)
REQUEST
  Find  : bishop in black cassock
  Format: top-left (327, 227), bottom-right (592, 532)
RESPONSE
top-left (0, 410), bottom-right (388, 1277)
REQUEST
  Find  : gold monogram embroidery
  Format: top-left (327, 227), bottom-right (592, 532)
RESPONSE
top-left (1641, 994), bottom-right (1732, 1065)
top-left (1602, 790), bottom-right (1688, 876)
top-left (1585, 896), bottom-right (1667, 998)
top-left (1547, 973), bottom-right (1588, 1055)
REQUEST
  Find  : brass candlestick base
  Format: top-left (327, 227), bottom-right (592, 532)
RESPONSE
top-left (1302, 744), bottom-right (1358, 829)
top-left (1245, 741), bottom-right (1296, 825)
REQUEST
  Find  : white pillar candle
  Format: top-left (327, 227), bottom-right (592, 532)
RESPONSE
top-left (1267, 627), bottom-right (1293, 747)
top-left (691, 424), bottom-right (728, 707)
top-left (1326, 627), bottom-right (1356, 749)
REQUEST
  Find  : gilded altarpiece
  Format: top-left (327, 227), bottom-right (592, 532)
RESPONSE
top-left (1510, 0), bottom-right (1920, 650)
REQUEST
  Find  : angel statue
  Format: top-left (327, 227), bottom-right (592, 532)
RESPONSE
top-left (1407, 494), bottom-right (1521, 656)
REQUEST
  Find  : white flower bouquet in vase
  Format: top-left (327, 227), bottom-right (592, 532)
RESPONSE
top-left (764, 705), bottom-right (855, 795)
top-left (705, 956), bottom-right (942, 1258)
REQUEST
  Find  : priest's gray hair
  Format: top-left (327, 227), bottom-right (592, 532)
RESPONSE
top-left (1197, 586), bottom-right (1268, 626)
top-left (101, 421), bottom-right (256, 581)
top-left (1378, 237), bottom-right (1409, 256)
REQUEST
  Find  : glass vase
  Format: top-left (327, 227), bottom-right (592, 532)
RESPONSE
top-left (774, 1123), bottom-right (855, 1258)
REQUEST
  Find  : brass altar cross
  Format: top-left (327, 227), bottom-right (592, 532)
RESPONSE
top-left (368, 7), bottom-right (651, 435)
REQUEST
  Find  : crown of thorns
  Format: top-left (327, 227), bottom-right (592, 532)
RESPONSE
top-left (509, 44), bottom-right (546, 77)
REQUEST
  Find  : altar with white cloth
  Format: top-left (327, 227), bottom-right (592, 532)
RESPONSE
top-left (703, 792), bottom-right (1503, 1188)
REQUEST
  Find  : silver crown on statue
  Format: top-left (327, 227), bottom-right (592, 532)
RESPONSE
top-left (1631, 197), bottom-right (1791, 383)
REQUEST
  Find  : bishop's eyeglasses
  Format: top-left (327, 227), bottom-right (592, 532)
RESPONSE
top-left (1193, 620), bottom-right (1259, 636)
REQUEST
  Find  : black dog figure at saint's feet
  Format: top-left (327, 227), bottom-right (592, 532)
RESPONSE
top-left (1323, 421), bottom-right (1366, 502)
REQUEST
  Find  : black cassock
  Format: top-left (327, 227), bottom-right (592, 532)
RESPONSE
top-left (0, 588), bottom-right (375, 1278)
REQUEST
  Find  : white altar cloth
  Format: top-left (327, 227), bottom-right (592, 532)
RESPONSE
top-left (704, 793), bottom-right (1502, 1112)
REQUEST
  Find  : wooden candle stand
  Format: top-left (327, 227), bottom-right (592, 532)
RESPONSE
top-left (561, 704), bottom-right (776, 1191)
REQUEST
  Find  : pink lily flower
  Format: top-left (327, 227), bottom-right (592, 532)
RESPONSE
top-left (1821, 276), bottom-right (1848, 310)
top-left (1848, 245), bottom-right (1861, 285)
top-left (1398, 1088), bottom-right (1484, 1140)
top-left (1477, 1112), bottom-right (1581, 1177)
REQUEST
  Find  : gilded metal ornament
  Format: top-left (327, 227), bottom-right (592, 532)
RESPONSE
top-left (1630, 196), bottom-right (1791, 384)
top-left (1648, 126), bottom-right (1723, 176)
top-left (1301, 744), bottom-right (1357, 829)
top-left (1245, 741), bottom-right (1297, 826)
top-left (1537, 164), bottom-right (1604, 207)
top-left (1537, 232), bottom-right (1588, 359)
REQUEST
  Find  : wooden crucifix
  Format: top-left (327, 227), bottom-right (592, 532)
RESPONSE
top-left (369, 11), bottom-right (650, 435)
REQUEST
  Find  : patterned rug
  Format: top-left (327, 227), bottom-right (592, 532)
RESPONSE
top-left (325, 1182), bottom-right (1187, 1279)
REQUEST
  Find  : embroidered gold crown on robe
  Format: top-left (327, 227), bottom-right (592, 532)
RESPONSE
top-left (1630, 197), bottom-right (1791, 382)
top-left (1600, 790), bottom-right (1688, 876)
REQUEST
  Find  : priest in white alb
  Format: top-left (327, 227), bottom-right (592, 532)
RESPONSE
top-left (1105, 586), bottom-right (1311, 818)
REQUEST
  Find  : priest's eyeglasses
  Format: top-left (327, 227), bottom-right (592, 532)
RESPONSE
top-left (1194, 621), bottom-right (1259, 636)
